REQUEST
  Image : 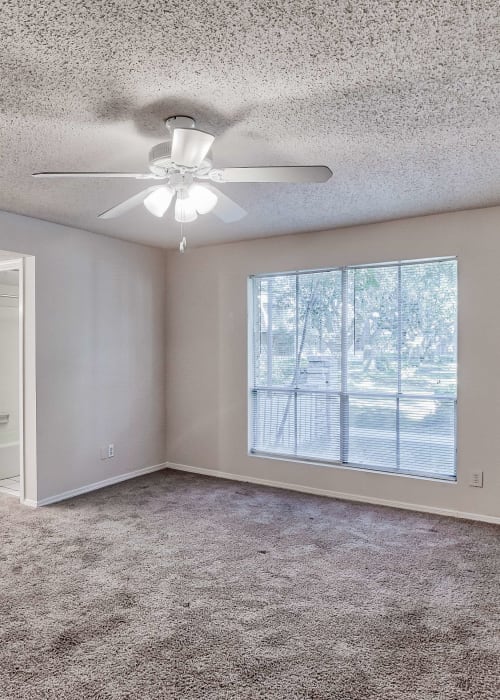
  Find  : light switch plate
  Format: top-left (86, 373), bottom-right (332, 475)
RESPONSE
top-left (469, 471), bottom-right (483, 488)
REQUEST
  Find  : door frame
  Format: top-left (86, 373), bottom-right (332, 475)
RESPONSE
top-left (0, 256), bottom-right (36, 504)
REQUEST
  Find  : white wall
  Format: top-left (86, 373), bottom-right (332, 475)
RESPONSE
top-left (0, 212), bottom-right (166, 502)
top-left (165, 206), bottom-right (500, 522)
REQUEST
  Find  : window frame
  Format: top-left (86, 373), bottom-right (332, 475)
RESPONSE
top-left (248, 257), bottom-right (458, 482)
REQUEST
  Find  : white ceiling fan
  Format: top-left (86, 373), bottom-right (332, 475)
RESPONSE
top-left (32, 115), bottom-right (333, 225)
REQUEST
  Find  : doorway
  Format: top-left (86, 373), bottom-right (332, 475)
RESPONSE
top-left (0, 264), bottom-right (21, 496)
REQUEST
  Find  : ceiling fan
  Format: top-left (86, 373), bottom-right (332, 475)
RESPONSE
top-left (32, 115), bottom-right (332, 225)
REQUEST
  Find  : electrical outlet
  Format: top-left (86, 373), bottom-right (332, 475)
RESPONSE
top-left (108, 444), bottom-right (115, 459)
top-left (469, 471), bottom-right (483, 488)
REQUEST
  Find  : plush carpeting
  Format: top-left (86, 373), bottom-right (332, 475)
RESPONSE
top-left (0, 470), bottom-right (499, 699)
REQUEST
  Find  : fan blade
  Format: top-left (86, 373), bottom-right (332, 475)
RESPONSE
top-left (32, 172), bottom-right (160, 179)
top-left (98, 186), bottom-right (160, 219)
top-left (204, 185), bottom-right (247, 223)
top-left (212, 165), bottom-right (332, 183)
top-left (171, 128), bottom-right (215, 168)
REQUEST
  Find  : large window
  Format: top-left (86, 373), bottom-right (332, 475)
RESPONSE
top-left (249, 258), bottom-right (457, 480)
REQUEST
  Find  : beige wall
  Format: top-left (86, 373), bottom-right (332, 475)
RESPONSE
top-left (1, 205), bottom-right (498, 518)
top-left (165, 206), bottom-right (500, 521)
top-left (0, 212), bottom-right (166, 501)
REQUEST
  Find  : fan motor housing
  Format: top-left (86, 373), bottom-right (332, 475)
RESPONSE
top-left (149, 142), bottom-right (173, 174)
top-left (148, 141), bottom-right (212, 175)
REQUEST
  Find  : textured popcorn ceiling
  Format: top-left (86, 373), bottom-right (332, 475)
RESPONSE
top-left (0, 1), bottom-right (499, 248)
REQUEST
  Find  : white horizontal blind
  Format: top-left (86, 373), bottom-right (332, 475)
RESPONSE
top-left (250, 258), bottom-right (457, 480)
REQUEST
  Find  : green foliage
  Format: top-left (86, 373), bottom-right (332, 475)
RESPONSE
top-left (254, 260), bottom-right (457, 394)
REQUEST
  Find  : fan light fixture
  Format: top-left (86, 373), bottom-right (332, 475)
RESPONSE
top-left (175, 190), bottom-right (198, 223)
top-left (143, 183), bottom-right (217, 221)
top-left (32, 115), bottom-right (333, 231)
top-left (188, 183), bottom-right (218, 214)
top-left (143, 185), bottom-right (174, 217)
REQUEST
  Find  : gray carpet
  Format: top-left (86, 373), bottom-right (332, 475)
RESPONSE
top-left (0, 469), bottom-right (499, 699)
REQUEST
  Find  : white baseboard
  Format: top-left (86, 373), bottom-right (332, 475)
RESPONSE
top-left (166, 462), bottom-right (500, 525)
top-left (21, 459), bottom-right (500, 524)
top-left (29, 462), bottom-right (168, 507)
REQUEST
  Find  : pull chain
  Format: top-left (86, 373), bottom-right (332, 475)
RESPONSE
top-left (179, 221), bottom-right (187, 253)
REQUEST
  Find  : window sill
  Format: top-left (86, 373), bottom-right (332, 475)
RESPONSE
top-left (248, 450), bottom-right (457, 483)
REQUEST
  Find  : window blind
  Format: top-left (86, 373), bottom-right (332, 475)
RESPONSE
top-left (250, 258), bottom-right (457, 480)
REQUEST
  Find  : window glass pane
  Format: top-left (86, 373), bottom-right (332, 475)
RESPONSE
top-left (250, 259), bottom-right (457, 481)
top-left (399, 398), bottom-right (455, 477)
top-left (252, 389), bottom-right (295, 454)
top-left (297, 271), bottom-right (342, 391)
top-left (297, 393), bottom-right (340, 461)
top-left (348, 397), bottom-right (397, 468)
top-left (401, 261), bottom-right (457, 395)
top-left (347, 267), bottom-right (398, 393)
top-left (253, 278), bottom-right (268, 387)
top-left (253, 275), bottom-right (296, 387)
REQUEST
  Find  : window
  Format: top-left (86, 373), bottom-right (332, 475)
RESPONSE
top-left (249, 258), bottom-right (457, 480)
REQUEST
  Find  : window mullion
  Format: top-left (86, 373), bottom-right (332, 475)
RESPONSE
top-left (267, 279), bottom-right (273, 387)
top-left (340, 268), bottom-right (349, 463)
top-left (396, 264), bottom-right (402, 471)
top-left (294, 274), bottom-right (299, 453)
